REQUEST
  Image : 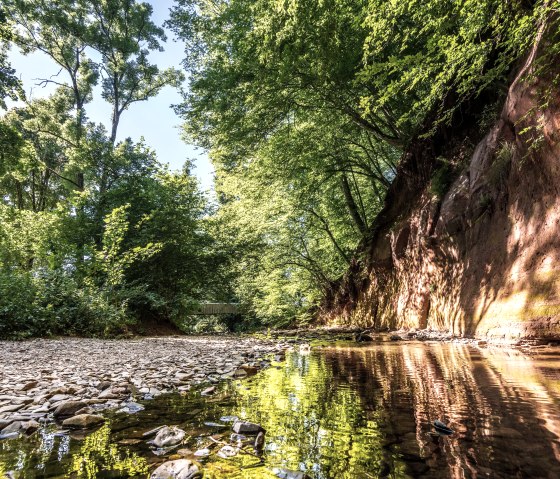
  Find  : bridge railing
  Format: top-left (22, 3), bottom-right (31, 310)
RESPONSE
top-left (189, 303), bottom-right (239, 315)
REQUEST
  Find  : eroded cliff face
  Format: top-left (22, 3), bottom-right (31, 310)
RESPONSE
top-left (323, 31), bottom-right (560, 342)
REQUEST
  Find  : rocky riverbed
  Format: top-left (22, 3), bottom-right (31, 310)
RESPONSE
top-left (0, 336), bottom-right (289, 439)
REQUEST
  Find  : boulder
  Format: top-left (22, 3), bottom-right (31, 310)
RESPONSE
top-left (232, 420), bottom-right (264, 435)
top-left (153, 426), bottom-right (186, 448)
top-left (53, 400), bottom-right (89, 419)
top-left (62, 414), bottom-right (105, 429)
top-left (150, 459), bottom-right (201, 479)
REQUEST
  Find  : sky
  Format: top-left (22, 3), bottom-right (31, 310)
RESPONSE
top-left (5, 0), bottom-right (214, 192)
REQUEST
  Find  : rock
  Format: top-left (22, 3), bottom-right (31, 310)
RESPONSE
top-left (53, 400), bottom-right (89, 419)
top-left (271, 468), bottom-right (310, 479)
top-left (153, 426), bottom-right (186, 448)
top-left (97, 381), bottom-right (112, 391)
top-left (62, 414), bottom-right (105, 429)
top-left (232, 420), bottom-right (264, 435)
top-left (254, 431), bottom-right (265, 450)
top-left (433, 420), bottom-right (453, 435)
top-left (98, 388), bottom-right (121, 399)
top-left (219, 415), bottom-right (238, 423)
top-left (0, 404), bottom-right (23, 414)
top-left (177, 448), bottom-right (194, 457)
top-left (20, 381), bottom-right (39, 391)
top-left (0, 421), bottom-right (22, 435)
top-left (389, 334), bottom-right (402, 341)
top-left (49, 394), bottom-right (70, 402)
top-left (203, 421), bottom-right (227, 429)
top-left (143, 425), bottom-right (167, 437)
top-left (193, 448), bottom-right (210, 457)
top-left (150, 459), bottom-right (201, 479)
top-left (175, 372), bottom-right (193, 382)
top-left (201, 386), bottom-right (215, 396)
top-left (118, 402), bottom-right (145, 414)
top-left (217, 445), bottom-right (238, 458)
top-left (21, 420), bottom-right (40, 434)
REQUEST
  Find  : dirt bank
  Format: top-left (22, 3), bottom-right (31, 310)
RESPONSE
top-left (322, 20), bottom-right (560, 343)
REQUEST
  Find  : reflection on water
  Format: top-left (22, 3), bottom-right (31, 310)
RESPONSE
top-left (2, 342), bottom-right (560, 478)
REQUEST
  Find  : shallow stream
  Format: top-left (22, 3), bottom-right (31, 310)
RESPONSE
top-left (2, 341), bottom-right (560, 478)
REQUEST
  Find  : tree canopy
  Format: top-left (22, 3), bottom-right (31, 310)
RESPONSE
top-left (0, 0), bottom-right (554, 335)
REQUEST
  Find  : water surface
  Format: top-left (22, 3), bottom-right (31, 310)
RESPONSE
top-left (2, 341), bottom-right (560, 478)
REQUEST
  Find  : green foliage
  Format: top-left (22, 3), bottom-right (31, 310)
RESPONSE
top-left (0, 1), bottom-right (229, 338)
top-left (0, 0), bottom-right (555, 334)
top-left (166, 0), bottom-right (550, 327)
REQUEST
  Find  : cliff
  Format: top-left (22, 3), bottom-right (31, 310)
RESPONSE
top-left (322, 22), bottom-right (560, 343)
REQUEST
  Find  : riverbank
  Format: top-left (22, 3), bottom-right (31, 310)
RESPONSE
top-left (0, 336), bottom-right (290, 436)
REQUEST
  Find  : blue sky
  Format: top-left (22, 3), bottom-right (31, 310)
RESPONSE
top-left (6, 0), bottom-right (214, 192)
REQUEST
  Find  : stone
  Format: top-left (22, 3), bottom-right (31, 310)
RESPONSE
top-left (0, 421), bottom-right (22, 435)
top-left (49, 394), bottom-right (69, 402)
top-left (98, 388), bottom-right (121, 399)
top-left (153, 426), bottom-right (186, 448)
top-left (53, 400), bottom-right (89, 419)
top-left (150, 459), bottom-right (201, 479)
top-left (20, 381), bottom-right (39, 391)
top-left (232, 420), bottom-right (264, 435)
top-left (254, 431), bottom-right (265, 450)
top-left (21, 420), bottom-right (40, 434)
top-left (193, 448), bottom-right (210, 457)
top-left (201, 386), bottom-right (215, 396)
top-left (271, 468), bottom-right (310, 479)
top-left (97, 381), bottom-right (112, 391)
top-left (217, 445), bottom-right (238, 458)
top-left (0, 404), bottom-right (23, 414)
top-left (62, 414), bottom-right (105, 429)
top-left (143, 425), bottom-right (167, 437)
top-left (118, 402), bottom-right (145, 414)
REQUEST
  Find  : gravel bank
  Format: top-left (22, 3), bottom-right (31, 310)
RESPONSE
top-left (0, 336), bottom-right (288, 435)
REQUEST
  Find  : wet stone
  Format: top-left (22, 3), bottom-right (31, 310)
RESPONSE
top-left (150, 459), bottom-right (201, 479)
top-left (153, 426), bottom-right (186, 448)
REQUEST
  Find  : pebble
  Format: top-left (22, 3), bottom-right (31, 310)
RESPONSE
top-left (0, 337), bottom-right (287, 427)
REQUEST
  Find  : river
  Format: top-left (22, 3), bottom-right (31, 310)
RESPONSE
top-left (2, 340), bottom-right (560, 478)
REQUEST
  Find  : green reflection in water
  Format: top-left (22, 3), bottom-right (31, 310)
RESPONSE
top-left (203, 352), bottom-right (408, 478)
top-left (69, 424), bottom-right (148, 478)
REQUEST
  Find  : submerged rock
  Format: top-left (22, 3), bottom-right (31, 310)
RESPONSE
top-left (232, 420), bottom-right (264, 435)
top-left (150, 459), bottom-right (201, 479)
top-left (254, 431), bottom-right (265, 450)
top-left (217, 445), bottom-right (238, 458)
top-left (153, 426), bottom-right (186, 448)
top-left (433, 420), bottom-right (453, 435)
top-left (193, 448), bottom-right (210, 457)
top-left (271, 468), bottom-right (310, 479)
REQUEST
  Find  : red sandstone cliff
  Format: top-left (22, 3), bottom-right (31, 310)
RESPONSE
top-left (323, 22), bottom-right (560, 343)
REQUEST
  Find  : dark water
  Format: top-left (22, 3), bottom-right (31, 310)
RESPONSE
top-left (2, 342), bottom-right (560, 478)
